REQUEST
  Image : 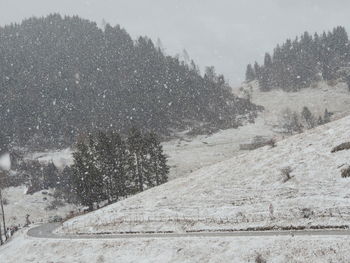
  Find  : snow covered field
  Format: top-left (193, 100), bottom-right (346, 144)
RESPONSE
top-left (1, 228), bottom-right (350, 263)
top-left (59, 114), bottom-right (350, 234)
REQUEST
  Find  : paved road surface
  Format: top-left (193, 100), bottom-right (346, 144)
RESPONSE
top-left (27, 223), bottom-right (350, 240)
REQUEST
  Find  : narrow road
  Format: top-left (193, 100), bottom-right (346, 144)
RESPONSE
top-left (27, 223), bottom-right (350, 240)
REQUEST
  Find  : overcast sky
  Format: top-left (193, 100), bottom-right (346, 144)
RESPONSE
top-left (1, 0), bottom-right (350, 86)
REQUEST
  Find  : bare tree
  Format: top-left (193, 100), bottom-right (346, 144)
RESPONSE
top-left (0, 171), bottom-right (8, 242)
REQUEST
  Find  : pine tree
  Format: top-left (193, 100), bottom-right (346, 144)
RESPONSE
top-left (280, 108), bottom-right (303, 134)
top-left (323, 108), bottom-right (332, 123)
top-left (95, 131), bottom-right (130, 202)
top-left (145, 132), bottom-right (169, 186)
top-left (0, 14), bottom-right (255, 147)
top-left (248, 27), bottom-right (350, 92)
top-left (43, 162), bottom-right (59, 189)
top-left (301, 106), bottom-right (315, 129)
top-left (72, 137), bottom-right (103, 210)
top-left (57, 166), bottom-right (77, 203)
top-left (95, 131), bottom-right (113, 203)
top-left (0, 132), bottom-right (9, 156)
top-left (260, 53), bottom-right (273, 91)
top-left (109, 131), bottom-right (129, 199)
top-left (254, 62), bottom-right (260, 78)
top-left (25, 160), bottom-right (44, 194)
top-left (127, 128), bottom-right (145, 192)
top-left (245, 64), bottom-right (255, 82)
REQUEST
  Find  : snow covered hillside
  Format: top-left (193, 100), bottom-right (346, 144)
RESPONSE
top-left (235, 80), bottom-right (350, 125)
top-left (5, 80), bottom-right (349, 229)
top-left (163, 80), bottom-right (350, 180)
top-left (19, 81), bottom-right (350, 182)
top-left (59, 115), bottom-right (350, 234)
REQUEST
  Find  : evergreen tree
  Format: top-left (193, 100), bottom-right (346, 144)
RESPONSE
top-left (127, 128), bottom-right (146, 192)
top-left (301, 106), bottom-right (315, 129)
top-left (260, 53), bottom-right (273, 91)
top-left (245, 64), bottom-right (255, 81)
top-left (43, 162), bottom-right (59, 189)
top-left (323, 108), bottom-right (332, 123)
top-left (0, 14), bottom-right (258, 147)
top-left (280, 108), bottom-right (303, 134)
top-left (0, 132), bottom-right (10, 156)
top-left (72, 137), bottom-right (104, 210)
top-left (145, 132), bottom-right (169, 186)
top-left (95, 131), bottom-right (114, 203)
top-left (248, 26), bottom-right (350, 92)
top-left (25, 160), bottom-right (44, 194)
top-left (254, 62), bottom-right (260, 79)
top-left (95, 131), bottom-right (129, 202)
top-left (109, 131), bottom-right (130, 199)
top-left (69, 129), bottom-right (169, 209)
top-left (56, 166), bottom-right (77, 203)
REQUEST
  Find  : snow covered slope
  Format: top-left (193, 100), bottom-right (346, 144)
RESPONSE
top-left (60, 115), bottom-right (350, 234)
top-left (235, 80), bottom-right (350, 125)
top-left (165, 80), bottom-right (350, 179)
top-left (21, 81), bottom-right (350, 181)
top-left (6, 80), bottom-right (349, 229)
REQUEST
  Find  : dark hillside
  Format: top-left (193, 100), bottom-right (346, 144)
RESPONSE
top-left (0, 14), bottom-right (258, 147)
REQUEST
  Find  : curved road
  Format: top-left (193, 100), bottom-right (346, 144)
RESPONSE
top-left (27, 223), bottom-right (350, 240)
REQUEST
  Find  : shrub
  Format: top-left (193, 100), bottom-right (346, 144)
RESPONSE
top-left (45, 199), bottom-right (65, 211)
top-left (341, 166), bottom-right (350, 178)
top-left (301, 106), bottom-right (316, 129)
top-left (301, 208), bottom-right (313, 218)
top-left (266, 138), bottom-right (276, 148)
top-left (279, 108), bottom-right (303, 134)
top-left (281, 166), bottom-right (293, 182)
top-left (255, 253), bottom-right (266, 263)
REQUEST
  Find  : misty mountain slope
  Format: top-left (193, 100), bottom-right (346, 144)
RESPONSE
top-left (5, 78), bottom-right (348, 229)
top-left (0, 14), bottom-right (257, 147)
top-left (59, 115), bottom-right (350, 234)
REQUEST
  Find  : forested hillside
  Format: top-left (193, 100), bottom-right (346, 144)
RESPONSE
top-left (0, 14), bottom-right (258, 147)
top-left (246, 26), bottom-right (350, 91)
